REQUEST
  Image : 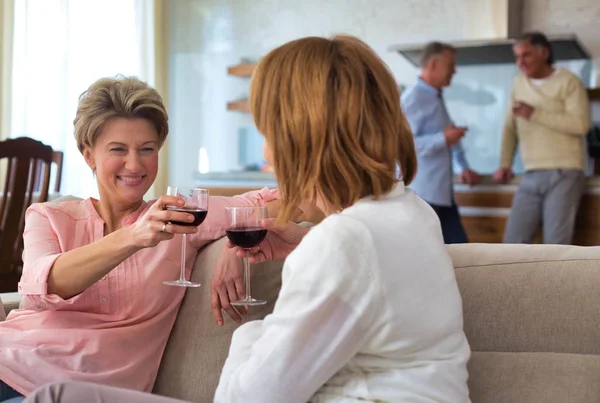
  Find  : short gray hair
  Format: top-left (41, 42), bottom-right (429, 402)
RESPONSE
top-left (420, 41), bottom-right (456, 68)
top-left (73, 75), bottom-right (169, 153)
top-left (518, 31), bottom-right (554, 65)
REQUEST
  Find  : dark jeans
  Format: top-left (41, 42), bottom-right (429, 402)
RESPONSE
top-left (0, 379), bottom-right (24, 402)
top-left (429, 203), bottom-right (468, 244)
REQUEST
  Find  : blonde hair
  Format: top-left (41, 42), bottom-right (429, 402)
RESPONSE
top-left (73, 75), bottom-right (168, 153)
top-left (250, 35), bottom-right (417, 223)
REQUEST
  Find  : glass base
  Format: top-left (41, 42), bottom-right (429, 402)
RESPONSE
top-left (162, 280), bottom-right (202, 288)
top-left (231, 297), bottom-right (267, 307)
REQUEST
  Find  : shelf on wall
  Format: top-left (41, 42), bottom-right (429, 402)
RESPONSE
top-left (226, 63), bottom-right (256, 112)
top-left (227, 63), bottom-right (256, 77)
top-left (227, 99), bottom-right (249, 113)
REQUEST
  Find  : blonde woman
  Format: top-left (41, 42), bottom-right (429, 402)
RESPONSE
top-left (0, 76), bottom-right (279, 402)
top-left (24, 36), bottom-right (470, 402)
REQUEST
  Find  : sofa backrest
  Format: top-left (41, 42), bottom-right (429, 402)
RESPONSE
top-left (153, 237), bottom-right (284, 402)
top-left (449, 243), bottom-right (600, 403)
top-left (0, 299), bottom-right (6, 321)
top-left (155, 241), bottom-right (600, 403)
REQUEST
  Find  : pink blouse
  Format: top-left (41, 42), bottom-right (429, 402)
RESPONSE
top-left (0, 188), bottom-right (278, 396)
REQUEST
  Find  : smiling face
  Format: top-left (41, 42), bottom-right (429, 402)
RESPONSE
top-left (83, 118), bottom-right (159, 207)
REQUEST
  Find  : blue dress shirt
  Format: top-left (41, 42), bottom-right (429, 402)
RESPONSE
top-left (401, 79), bottom-right (470, 206)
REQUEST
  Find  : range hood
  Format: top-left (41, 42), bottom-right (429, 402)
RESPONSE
top-left (389, 0), bottom-right (590, 66)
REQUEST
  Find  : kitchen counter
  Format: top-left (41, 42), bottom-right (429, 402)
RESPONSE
top-left (194, 171), bottom-right (277, 188)
top-left (195, 171), bottom-right (600, 193)
top-left (454, 174), bottom-right (600, 194)
top-left (195, 171), bottom-right (600, 245)
top-left (453, 175), bottom-right (600, 245)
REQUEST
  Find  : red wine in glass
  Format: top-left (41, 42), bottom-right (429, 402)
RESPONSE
top-left (225, 206), bottom-right (268, 306)
top-left (162, 186), bottom-right (209, 288)
top-left (225, 227), bottom-right (267, 248)
top-left (166, 206), bottom-right (208, 227)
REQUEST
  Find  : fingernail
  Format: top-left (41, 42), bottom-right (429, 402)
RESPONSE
top-left (188, 215), bottom-right (194, 221)
top-left (218, 320), bottom-right (223, 327)
top-left (178, 199), bottom-right (185, 205)
top-left (236, 319), bottom-right (242, 323)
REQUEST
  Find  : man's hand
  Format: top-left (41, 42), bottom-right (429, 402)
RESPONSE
top-left (458, 169), bottom-right (481, 187)
top-left (512, 101), bottom-right (534, 120)
top-left (493, 167), bottom-right (514, 184)
top-left (444, 125), bottom-right (467, 146)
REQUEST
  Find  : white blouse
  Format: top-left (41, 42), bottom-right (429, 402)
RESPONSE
top-left (215, 183), bottom-right (471, 403)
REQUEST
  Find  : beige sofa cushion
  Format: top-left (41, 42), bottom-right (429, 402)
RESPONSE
top-left (449, 243), bottom-right (600, 403)
top-left (154, 241), bottom-right (600, 402)
top-left (449, 243), bottom-right (600, 355)
top-left (153, 237), bottom-right (284, 402)
top-left (1, 293), bottom-right (21, 318)
top-left (468, 351), bottom-right (600, 403)
top-left (0, 299), bottom-right (5, 321)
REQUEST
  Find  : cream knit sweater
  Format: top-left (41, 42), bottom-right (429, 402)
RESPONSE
top-left (500, 69), bottom-right (590, 171)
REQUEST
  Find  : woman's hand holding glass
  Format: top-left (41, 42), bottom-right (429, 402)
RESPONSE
top-left (226, 219), bottom-right (310, 264)
top-left (211, 247), bottom-right (248, 326)
top-left (163, 186), bottom-right (209, 288)
top-left (129, 195), bottom-right (198, 248)
top-left (211, 218), bottom-right (309, 324)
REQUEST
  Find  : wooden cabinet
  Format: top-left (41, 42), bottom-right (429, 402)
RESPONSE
top-left (455, 187), bottom-right (600, 245)
top-left (202, 180), bottom-right (600, 245)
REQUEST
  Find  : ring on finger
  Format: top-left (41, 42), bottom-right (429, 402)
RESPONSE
top-left (162, 223), bottom-right (168, 232)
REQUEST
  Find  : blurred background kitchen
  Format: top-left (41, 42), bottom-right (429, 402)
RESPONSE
top-left (1, 0), bottom-right (600, 246)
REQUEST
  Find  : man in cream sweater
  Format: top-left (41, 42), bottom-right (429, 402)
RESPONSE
top-left (493, 31), bottom-right (590, 244)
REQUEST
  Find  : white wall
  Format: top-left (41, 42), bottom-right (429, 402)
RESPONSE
top-left (167, 0), bottom-right (600, 184)
top-left (168, 0), bottom-right (470, 184)
top-left (524, 0), bottom-right (600, 85)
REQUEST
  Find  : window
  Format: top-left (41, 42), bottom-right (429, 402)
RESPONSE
top-left (10, 0), bottom-right (154, 197)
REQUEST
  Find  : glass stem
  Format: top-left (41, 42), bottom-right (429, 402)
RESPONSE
top-left (180, 233), bottom-right (187, 281)
top-left (243, 254), bottom-right (251, 300)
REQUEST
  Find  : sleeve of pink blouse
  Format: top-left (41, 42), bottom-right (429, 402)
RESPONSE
top-left (189, 187), bottom-right (279, 249)
top-left (18, 205), bottom-right (73, 311)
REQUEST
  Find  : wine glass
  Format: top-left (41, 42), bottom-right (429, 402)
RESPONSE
top-left (162, 186), bottom-right (209, 288)
top-left (225, 206), bottom-right (268, 306)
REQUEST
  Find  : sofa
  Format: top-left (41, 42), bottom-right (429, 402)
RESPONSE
top-left (3, 240), bottom-right (600, 402)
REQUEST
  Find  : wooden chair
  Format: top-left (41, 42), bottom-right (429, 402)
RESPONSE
top-left (33, 150), bottom-right (63, 193)
top-left (0, 137), bottom-right (58, 292)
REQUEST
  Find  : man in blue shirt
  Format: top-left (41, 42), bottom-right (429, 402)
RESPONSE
top-left (401, 42), bottom-right (480, 243)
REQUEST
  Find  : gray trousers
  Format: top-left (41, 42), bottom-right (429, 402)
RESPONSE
top-left (504, 169), bottom-right (585, 245)
top-left (24, 381), bottom-right (188, 403)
